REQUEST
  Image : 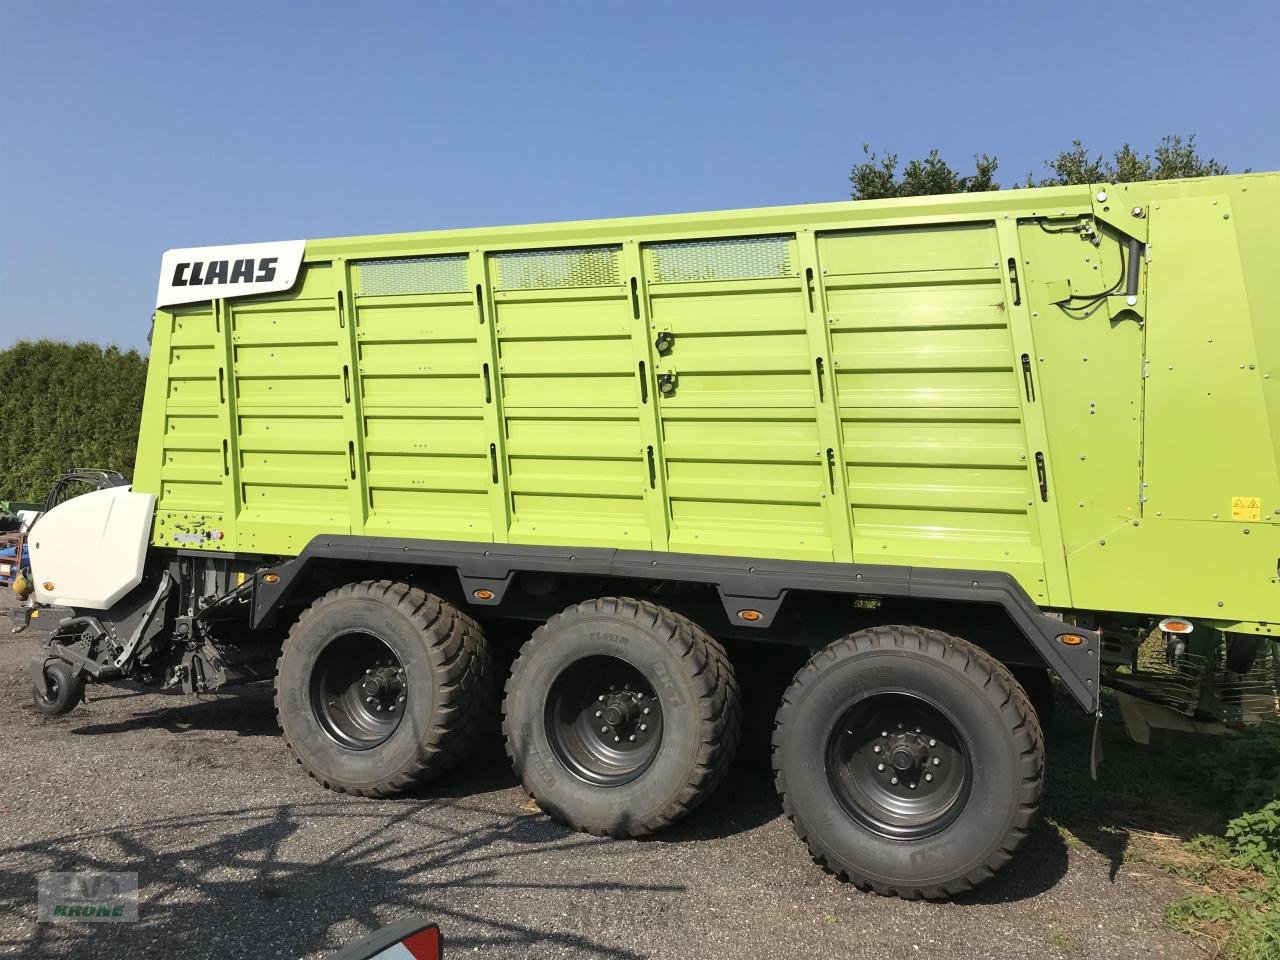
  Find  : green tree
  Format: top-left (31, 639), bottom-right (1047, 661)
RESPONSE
top-left (849, 144), bottom-right (999, 200)
top-left (0, 340), bottom-right (148, 502)
top-left (851, 134), bottom-right (1231, 199)
top-left (1031, 134), bottom-right (1230, 186)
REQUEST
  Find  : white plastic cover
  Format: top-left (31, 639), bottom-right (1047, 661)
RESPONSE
top-left (155, 239), bottom-right (306, 307)
top-left (30, 486), bottom-right (156, 610)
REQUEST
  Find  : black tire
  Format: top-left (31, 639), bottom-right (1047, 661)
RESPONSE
top-left (32, 660), bottom-right (84, 716)
top-left (1011, 666), bottom-right (1056, 727)
top-left (1225, 634), bottom-right (1260, 675)
top-left (773, 625), bottom-right (1043, 899)
top-left (503, 597), bottom-right (741, 837)
top-left (275, 580), bottom-right (493, 797)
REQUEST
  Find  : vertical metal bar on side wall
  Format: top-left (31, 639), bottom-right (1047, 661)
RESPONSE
top-left (132, 309), bottom-right (176, 499)
top-left (995, 218), bottom-right (1072, 608)
top-left (623, 241), bottom-right (671, 551)
top-left (335, 259), bottom-right (368, 534)
top-left (795, 228), bottom-right (855, 562)
top-left (1130, 199), bottom-right (1152, 523)
top-left (470, 250), bottom-right (511, 542)
top-left (215, 298), bottom-right (243, 547)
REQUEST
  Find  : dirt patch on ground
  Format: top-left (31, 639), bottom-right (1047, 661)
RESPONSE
top-left (0, 601), bottom-right (1204, 959)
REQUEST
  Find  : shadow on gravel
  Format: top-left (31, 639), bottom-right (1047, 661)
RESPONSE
top-left (0, 797), bottom-right (674, 959)
top-left (1038, 689), bottom-right (1243, 884)
top-left (953, 826), bottom-right (1071, 905)
top-left (68, 686), bottom-right (281, 738)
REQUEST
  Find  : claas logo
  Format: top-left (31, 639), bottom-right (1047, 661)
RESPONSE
top-left (332, 920), bottom-right (442, 960)
top-left (171, 257), bottom-right (278, 287)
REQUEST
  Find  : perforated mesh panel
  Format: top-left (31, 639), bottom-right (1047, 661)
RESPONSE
top-left (358, 256), bottom-right (470, 295)
top-left (493, 246), bottom-right (621, 290)
top-left (646, 235), bottom-right (795, 283)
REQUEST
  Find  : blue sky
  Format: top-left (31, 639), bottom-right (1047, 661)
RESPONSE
top-left (1, 0), bottom-right (1276, 351)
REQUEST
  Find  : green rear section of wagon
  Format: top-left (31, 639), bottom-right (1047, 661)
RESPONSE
top-left (132, 173), bottom-right (1280, 630)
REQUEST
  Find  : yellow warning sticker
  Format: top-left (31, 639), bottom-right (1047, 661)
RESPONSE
top-left (1231, 496), bottom-right (1262, 521)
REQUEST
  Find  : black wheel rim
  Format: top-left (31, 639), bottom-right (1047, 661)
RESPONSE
top-left (825, 692), bottom-right (971, 840)
top-left (36, 665), bottom-right (64, 705)
top-left (309, 632), bottom-right (406, 751)
top-left (37, 675), bottom-right (59, 705)
top-left (545, 656), bottom-right (663, 786)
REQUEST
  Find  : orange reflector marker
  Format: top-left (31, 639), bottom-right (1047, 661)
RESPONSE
top-left (738, 609), bottom-right (763, 622)
top-left (1158, 617), bottom-right (1194, 634)
top-left (1057, 633), bottom-right (1086, 646)
top-left (42, 582), bottom-right (55, 591)
top-left (473, 588), bottom-right (495, 601)
top-left (262, 573), bottom-right (279, 584)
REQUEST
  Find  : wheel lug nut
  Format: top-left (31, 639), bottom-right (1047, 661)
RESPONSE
top-left (601, 726), bottom-right (609, 733)
top-left (398, 695), bottom-right (405, 703)
top-left (925, 773), bottom-right (933, 782)
top-left (643, 707), bottom-right (651, 715)
top-left (932, 757), bottom-right (941, 766)
top-left (876, 763), bottom-right (885, 772)
top-left (389, 705), bottom-right (396, 712)
top-left (639, 724), bottom-right (647, 731)
top-left (598, 695), bottom-right (605, 701)
top-left (909, 782), bottom-right (916, 790)
top-left (881, 730), bottom-right (888, 737)
top-left (613, 736), bottom-right (620, 743)
top-left (928, 739), bottom-right (936, 747)
top-left (366, 697), bottom-right (375, 703)
top-left (629, 735), bottom-right (636, 741)
top-left (595, 711), bottom-right (603, 718)
top-left (890, 777), bottom-right (898, 785)
top-left (873, 745), bottom-right (881, 754)
top-left (365, 669), bottom-right (373, 675)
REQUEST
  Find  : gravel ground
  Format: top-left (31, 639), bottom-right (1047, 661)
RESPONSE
top-left (0, 608), bottom-right (1203, 960)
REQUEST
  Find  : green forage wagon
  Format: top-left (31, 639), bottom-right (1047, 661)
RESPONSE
top-left (22, 173), bottom-right (1279, 898)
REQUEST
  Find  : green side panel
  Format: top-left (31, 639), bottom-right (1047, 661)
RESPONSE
top-left (646, 236), bottom-right (833, 560)
top-left (1017, 217), bottom-right (1143, 558)
top-left (354, 252), bottom-right (493, 542)
top-left (149, 303), bottom-right (227, 548)
top-left (492, 246), bottom-right (653, 548)
top-left (1055, 178), bottom-right (1280, 626)
top-left (819, 223), bottom-right (1048, 598)
top-left (132, 172), bottom-right (1280, 628)
top-left (230, 263), bottom-right (352, 555)
top-left (1143, 195), bottom-right (1276, 520)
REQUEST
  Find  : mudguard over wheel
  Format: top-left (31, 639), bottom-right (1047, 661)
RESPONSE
top-left (275, 580), bottom-right (493, 797)
top-left (503, 597), bottom-right (741, 837)
top-left (773, 625), bottom-right (1043, 899)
